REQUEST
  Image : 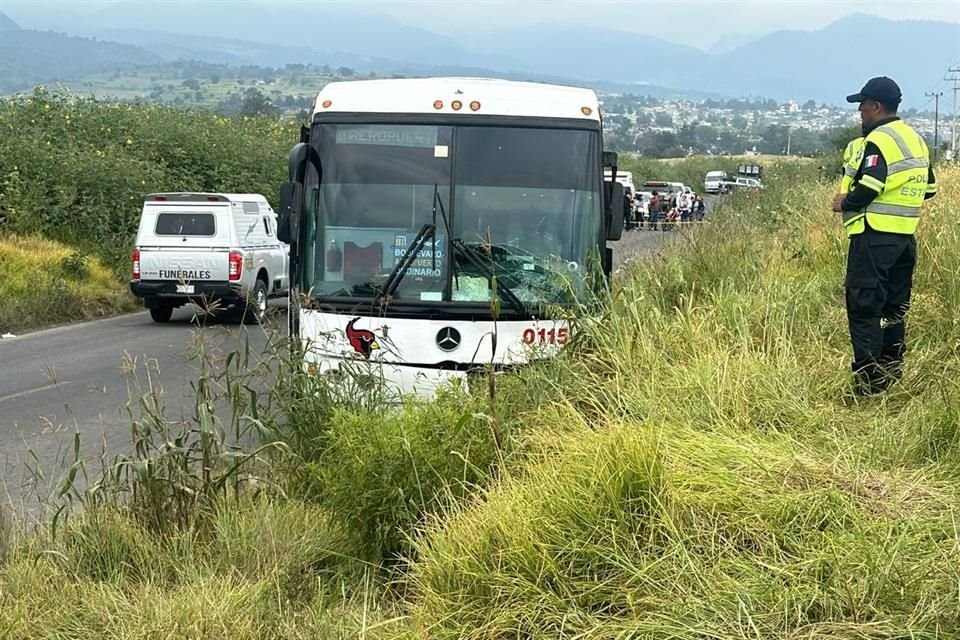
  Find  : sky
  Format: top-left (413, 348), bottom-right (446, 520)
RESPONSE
top-left (2, 0), bottom-right (959, 50)
top-left (343, 0), bottom-right (960, 48)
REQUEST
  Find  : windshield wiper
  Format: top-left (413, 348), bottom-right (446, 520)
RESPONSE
top-left (451, 238), bottom-right (528, 317)
top-left (378, 222), bottom-right (435, 304)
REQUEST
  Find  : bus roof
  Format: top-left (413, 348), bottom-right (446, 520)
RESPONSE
top-left (312, 77), bottom-right (601, 122)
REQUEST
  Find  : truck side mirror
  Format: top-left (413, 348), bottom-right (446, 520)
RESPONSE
top-left (278, 181), bottom-right (302, 245)
top-left (606, 181), bottom-right (624, 241)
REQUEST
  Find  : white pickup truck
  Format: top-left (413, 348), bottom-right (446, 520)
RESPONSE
top-left (129, 193), bottom-right (289, 323)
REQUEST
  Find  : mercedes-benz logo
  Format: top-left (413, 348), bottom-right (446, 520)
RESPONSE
top-left (436, 327), bottom-right (461, 352)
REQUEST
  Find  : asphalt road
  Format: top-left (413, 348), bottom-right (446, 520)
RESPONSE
top-left (0, 306), bottom-right (278, 518)
top-left (0, 205), bottom-right (715, 518)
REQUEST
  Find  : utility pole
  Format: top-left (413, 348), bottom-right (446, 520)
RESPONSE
top-left (946, 66), bottom-right (960, 159)
top-left (926, 91), bottom-right (943, 164)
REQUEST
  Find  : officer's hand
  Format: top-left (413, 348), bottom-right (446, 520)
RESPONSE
top-left (831, 194), bottom-right (845, 213)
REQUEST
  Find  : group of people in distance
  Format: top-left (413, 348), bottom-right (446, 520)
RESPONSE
top-left (625, 190), bottom-right (705, 231)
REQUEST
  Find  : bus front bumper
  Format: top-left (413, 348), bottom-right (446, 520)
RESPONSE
top-left (308, 356), bottom-right (498, 400)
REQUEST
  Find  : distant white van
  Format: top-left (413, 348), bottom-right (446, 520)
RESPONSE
top-left (704, 170), bottom-right (729, 194)
top-left (129, 193), bottom-right (289, 323)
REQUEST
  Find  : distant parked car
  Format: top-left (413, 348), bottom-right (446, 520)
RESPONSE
top-left (704, 170), bottom-right (730, 194)
top-left (734, 177), bottom-right (764, 191)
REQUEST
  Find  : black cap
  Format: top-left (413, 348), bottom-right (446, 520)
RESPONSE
top-left (846, 76), bottom-right (902, 105)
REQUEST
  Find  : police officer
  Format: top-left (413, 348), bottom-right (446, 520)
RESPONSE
top-left (832, 77), bottom-right (938, 395)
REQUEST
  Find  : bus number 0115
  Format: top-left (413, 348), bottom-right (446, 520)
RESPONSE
top-left (522, 327), bottom-right (569, 345)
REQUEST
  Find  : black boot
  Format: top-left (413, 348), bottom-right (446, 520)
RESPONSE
top-left (852, 360), bottom-right (889, 396)
top-left (878, 346), bottom-right (904, 387)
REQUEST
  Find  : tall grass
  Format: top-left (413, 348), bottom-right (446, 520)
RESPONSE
top-left (408, 166), bottom-right (960, 637)
top-left (0, 234), bottom-right (137, 332)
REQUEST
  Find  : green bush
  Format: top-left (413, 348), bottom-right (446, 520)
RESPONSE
top-left (0, 88), bottom-right (297, 275)
top-left (294, 383), bottom-right (502, 563)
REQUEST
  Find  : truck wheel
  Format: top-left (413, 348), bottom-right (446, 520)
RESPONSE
top-left (149, 304), bottom-right (174, 323)
top-left (243, 279), bottom-right (268, 324)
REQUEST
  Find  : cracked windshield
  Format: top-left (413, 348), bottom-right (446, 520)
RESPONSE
top-left (301, 123), bottom-right (601, 305)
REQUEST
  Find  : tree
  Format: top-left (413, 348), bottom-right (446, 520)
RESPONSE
top-left (654, 112), bottom-right (673, 128)
top-left (828, 123), bottom-right (863, 152)
top-left (239, 89), bottom-right (278, 117)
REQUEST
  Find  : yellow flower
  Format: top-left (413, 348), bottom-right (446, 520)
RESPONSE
top-left (126, 138), bottom-right (133, 145)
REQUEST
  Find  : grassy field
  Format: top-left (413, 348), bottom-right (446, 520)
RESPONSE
top-left (55, 62), bottom-right (348, 112)
top-left (0, 163), bottom-right (956, 638)
top-left (0, 235), bottom-right (138, 333)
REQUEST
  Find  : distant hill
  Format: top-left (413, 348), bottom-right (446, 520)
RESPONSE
top-left (1, 6), bottom-right (956, 108)
top-left (0, 8), bottom-right (20, 31)
top-left (0, 30), bottom-right (160, 93)
top-left (462, 26), bottom-right (706, 86)
top-left (88, 29), bottom-right (320, 67)
top-left (84, 1), bottom-right (492, 69)
top-left (468, 15), bottom-right (958, 107)
top-left (713, 14), bottom-right (960, 107)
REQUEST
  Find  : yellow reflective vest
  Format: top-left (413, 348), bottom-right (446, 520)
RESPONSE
top-left (843, 119), bottom-right (931, 236)
top-left (840, 136), bottom-right (865, 194)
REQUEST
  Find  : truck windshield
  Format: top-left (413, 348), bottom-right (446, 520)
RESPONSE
top-left (299, 123), bottom-right (601, 308)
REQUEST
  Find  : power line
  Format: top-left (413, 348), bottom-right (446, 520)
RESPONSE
top-left (925, 91), bottom-right (944, 163)
top-left (916, 78), bottom-right (948, 114)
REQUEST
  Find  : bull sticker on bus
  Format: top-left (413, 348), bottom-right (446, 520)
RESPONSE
top-left (393, 233), bottom-right (445, 278)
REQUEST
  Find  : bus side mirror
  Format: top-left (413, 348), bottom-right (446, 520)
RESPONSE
top-left (278, 181), bottom-right (302, 245)
top-left (606, 181), bottom-right (624, 241)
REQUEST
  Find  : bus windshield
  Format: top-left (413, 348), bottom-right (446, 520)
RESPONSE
top-left (299, 123), bottom-right (602, 308)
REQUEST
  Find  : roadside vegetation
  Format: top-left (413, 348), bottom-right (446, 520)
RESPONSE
top-left (0, 161), bottom-right (955, 638)
top-left (0, 234), bottom-right (137, 333)
top-left (0, 89), bottom-right (297, 331)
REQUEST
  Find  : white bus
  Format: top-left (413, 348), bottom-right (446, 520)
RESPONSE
top-left (278, 77), bottom-right (627, 397)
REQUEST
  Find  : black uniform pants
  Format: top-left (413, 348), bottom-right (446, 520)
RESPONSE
top-left (844, 227), bottom-right (916, 381)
